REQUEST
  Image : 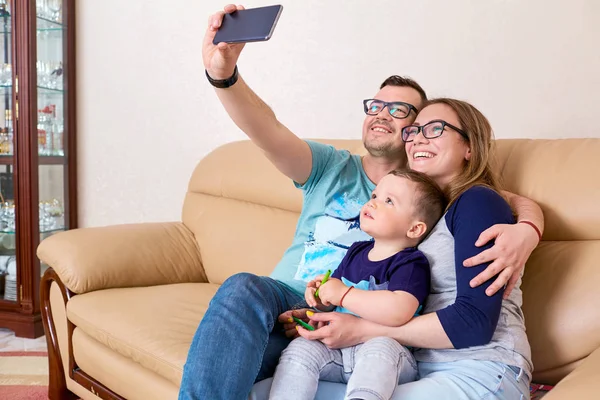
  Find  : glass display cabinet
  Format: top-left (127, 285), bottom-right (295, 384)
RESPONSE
top-left (0, 0), bottom-right (76, 338)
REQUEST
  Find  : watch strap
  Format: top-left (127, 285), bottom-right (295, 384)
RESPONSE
top-left (205, 65), bottom-right (239, 89)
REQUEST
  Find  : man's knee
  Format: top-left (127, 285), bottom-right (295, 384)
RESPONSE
top-left (211, 273), bottom-right (283, 319)
top-left (218, 272), bottom-right (271, 297)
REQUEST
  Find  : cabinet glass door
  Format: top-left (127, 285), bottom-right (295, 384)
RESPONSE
top-left (0, 1), bottom-right (16, 303)
top-left (37, 0), bottom-right (66, 278)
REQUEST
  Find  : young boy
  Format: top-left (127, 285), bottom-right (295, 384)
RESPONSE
top-left (269, 169), bottom-right (447, 400)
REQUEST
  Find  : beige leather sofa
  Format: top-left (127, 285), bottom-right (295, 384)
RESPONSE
top-left (38, 138), bottom-right (600, 400)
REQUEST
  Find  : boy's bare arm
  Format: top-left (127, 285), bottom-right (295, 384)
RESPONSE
top-left (336, 288), bottom-right (419, 327)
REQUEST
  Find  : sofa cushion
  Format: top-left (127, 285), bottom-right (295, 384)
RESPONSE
top-left (66, 283), bottom-right (219, 386)
top-left (72, 328), bottom-right (179, 400)
top-left (494, 139), bottom-right (600, 241)
top-left (522, 240), bottom-right (600, 383)
top-left (183, 193), bottom-right (301, 284)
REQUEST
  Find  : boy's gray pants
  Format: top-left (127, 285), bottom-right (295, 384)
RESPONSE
top-left (269, 336), bottom-right (418, 400)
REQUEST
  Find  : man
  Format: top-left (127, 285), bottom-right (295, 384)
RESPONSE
top-left (179, 5), bottom-right (543, 399)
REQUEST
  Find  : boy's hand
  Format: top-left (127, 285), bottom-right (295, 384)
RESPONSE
top-left (305, 275), bottom-right (325, 308)
top-left (316, 278), bottom-right (347, 307)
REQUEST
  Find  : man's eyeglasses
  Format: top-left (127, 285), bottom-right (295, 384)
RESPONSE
top-left (401, 120), bottom-right (469, 142)
top-left (363, 99), bottom-right (418, 120)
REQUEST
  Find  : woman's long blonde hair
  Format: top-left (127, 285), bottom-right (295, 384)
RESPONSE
top-left (424, 98), bottom-right (502, 208)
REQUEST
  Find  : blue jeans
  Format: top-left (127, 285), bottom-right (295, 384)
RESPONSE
top-left (251, 359), bottom-right (531, 399)
top-left (178, 273), bottom-right (305, 400)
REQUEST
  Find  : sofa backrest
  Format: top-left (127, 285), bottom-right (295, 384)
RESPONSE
top-left (182, 138), bottom-right (600, 384)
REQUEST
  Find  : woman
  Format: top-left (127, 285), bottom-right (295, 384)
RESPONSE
top-left (290, 98), bottom-right (532, 399)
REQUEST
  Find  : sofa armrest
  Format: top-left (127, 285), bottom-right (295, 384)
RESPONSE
top-left (543, 347), bottom-right (600, 399)
top-left (37, 222), bottom-right (207, 294)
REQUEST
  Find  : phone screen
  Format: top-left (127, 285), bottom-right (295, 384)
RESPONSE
top-left (213, 5), bottom-right (283, 45)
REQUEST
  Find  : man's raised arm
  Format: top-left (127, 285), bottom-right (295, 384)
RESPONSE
top-left (204, 5), bottom-right (312, 184)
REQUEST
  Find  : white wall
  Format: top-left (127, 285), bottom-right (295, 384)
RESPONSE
top-left (77, 0), bottom-right (600, 227)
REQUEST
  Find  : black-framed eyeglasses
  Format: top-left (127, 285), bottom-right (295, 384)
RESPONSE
top-left (401, 120), bottom-right (469, 142)
top-left (363, 99), bottom-right (418, 120)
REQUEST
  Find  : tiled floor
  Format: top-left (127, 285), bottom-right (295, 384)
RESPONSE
top-left (0, 329), bottom-right (47, 352)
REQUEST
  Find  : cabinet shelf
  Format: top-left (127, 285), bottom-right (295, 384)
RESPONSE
top-left (0, 227), bottom-right (64, 236)
top-left (0, 84), bottom-right (64, 96)
top-left (0, 14), bottom-right (64, 34)
top-left (0, 156), bottom-right (66, 165)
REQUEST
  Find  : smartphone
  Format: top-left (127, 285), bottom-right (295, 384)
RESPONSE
top-left (213, 5), bottom-right (283, 45)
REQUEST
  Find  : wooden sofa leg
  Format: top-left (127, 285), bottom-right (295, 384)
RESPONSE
top-left (40, 268), bottom-right (78, 400)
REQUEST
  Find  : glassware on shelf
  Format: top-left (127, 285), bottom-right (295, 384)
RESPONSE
top-left (36, 61), bottom-right (48, 87)
top-left (50, 106), bottom-right (64, 156)
top-left (1, 109), bottom-right (13, 155)
top-left (37, 0), bottom-right (62, 23)
top-left (48, 61), bottom-right (63, 89)
top-left (37, 105), bottom-right (63, 156)
top-left (47, 0), bottom-right (62, 24)
top-left (0, 198), bottom-right (65, 235)
top-left (37, 61), bottom-right (63, 90)
top-left (39, 198), bottom-right (64, 230)
top-left (0, 0), bottom-right (9, 17)
top-left (36, 0), bottom-right (45, 18)
top-left (39, 201), bottom-right (51, 228)
top-left (0, 109), bottom-right (11, 155)
top-left (38, 108), bottom-right (50, 155)
top-left (0, 130), bottom-right (8, 155)
top-left (0, 63), bottom-right (11, 86)
top-left (0, 200), bottom-right (15, 232)
top-left (1, 232), bottom-right (14, 250)
top-left (3, 256), bottom-right (16, 301)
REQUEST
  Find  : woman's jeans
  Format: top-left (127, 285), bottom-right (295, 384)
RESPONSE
top-left (269, 337), bottom-right (417, 400)
top-left (178, 273), bottom-right (305, 400)
top-left (251, 359), bottom-right (531, 400)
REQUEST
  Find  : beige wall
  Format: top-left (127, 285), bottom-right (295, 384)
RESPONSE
top-left (77, 0), bottom-right (600, 227)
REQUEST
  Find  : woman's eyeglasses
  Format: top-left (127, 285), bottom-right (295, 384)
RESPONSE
top-left (401, 120), bottom-right (469, 142)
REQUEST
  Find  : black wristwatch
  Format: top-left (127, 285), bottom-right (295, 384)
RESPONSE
top-left (205, 65), bottom-right (239, 89)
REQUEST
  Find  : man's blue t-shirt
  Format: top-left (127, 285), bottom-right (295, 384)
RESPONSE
top-left (331, 241), bottom-right (430, 314)
top-left (269, 141), bottom-right (375, 295)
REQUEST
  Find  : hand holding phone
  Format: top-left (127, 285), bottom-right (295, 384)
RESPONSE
top-left (213, 5), bottom-right (283, 45)
top-left (203, 4), bottom-right (247, 80)
top-left (204, 5), bottom-right (283, 80)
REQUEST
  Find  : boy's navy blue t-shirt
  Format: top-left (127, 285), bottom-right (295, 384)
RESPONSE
top-left (331, 241), bottom-right (430, 314)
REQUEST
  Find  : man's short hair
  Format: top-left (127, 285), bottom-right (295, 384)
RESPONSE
top-left (380, 76), bottom-right (428, 107)
top-left (388, 169), bottom-right (447, 239)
